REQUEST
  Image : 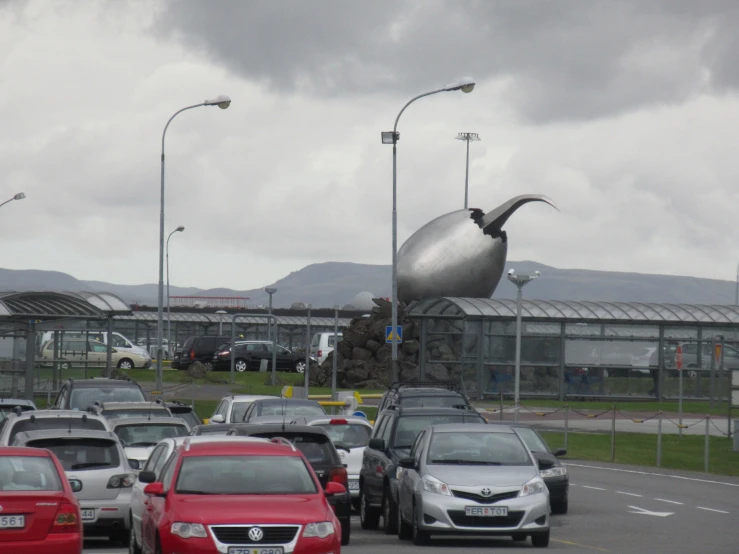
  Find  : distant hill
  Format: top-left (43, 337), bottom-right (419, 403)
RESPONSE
top-left (0, 262), bottom-right (737, 308)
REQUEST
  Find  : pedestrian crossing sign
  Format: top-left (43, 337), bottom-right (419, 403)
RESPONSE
top-left (386, 325), bottom-right (403, 344)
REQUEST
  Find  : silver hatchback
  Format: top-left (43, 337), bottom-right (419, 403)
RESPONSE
top-left (11, 428), bottom-right (136, 545)
top-left (396, 423), bottom-right (551, 547)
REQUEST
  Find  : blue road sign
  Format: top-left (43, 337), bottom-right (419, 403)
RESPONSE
top-left (353, 411), bottom-right (367, 419)
top-left (385, 325), bottom-right (403, 344)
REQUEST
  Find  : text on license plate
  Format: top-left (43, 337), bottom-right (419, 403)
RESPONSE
top-left (81, 509), bottom-right (96, 521)
top-left (0, 515), bottom-right (25, 529)
top-left (348, 481), bottom-right (359, 490)
top-left (465, 506), bottom-right (508, 517)
top-left (228, 546), bottom-right (283, 554)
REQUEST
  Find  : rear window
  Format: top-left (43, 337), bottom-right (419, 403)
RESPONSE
top-left (26, 437), bottom-right (120, 471)
top-left (252, 433), bottom-right (336, 464)
top-left (169, 409), bottom-right (201, 428)
top-left (176, 455), bottom-right (317, 495)
top-left (9, 417), bottom-right (106, 445)
top-left (231, 402), bottom-right (251, 423)
top-left (327, 335), bottom-right (342, 348)
top-left (0, 455), bottom-right (63, 491)
top-left (114, 423), bottom-right (188, 447)
top-left (69, 386), bottom-right (145, 410)
top-left (257, 402), bottom-right (326, 418)
top-left (399, 395), bottom-right (467, 408)
top-left (315, 423), bottom-right (370, 448)
top-left (102, 409), bottom-right (171, 420)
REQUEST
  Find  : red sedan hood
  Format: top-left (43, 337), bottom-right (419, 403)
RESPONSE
top-left (174, 494), bottom-right (334, 525)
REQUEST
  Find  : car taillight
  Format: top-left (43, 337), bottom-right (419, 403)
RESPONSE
top-left (330, 418), bottom-right (347, 425)
top-left (107, 474), bottom-right (136, 488)
top-left (317, 350), bottom-right (322, 358)
top-left (189, 349), bottom-right (195, 359)
top-left (329, 467), bottom-right (348, 488)
top-left (50, 502), bottom-right (80, 534)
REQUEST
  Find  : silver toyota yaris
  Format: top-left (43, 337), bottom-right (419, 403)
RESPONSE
top-left (396, 423), bottom-right (551, 547)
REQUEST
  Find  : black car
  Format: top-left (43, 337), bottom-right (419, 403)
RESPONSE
top-left (226, 423), bottom-right (352, 545)
top-left (241, 398), bottom-right (326, 423)
top-left (211, 340), bottom-right (316, 373)
top-left (189, 422), bottom-right (242, 435)
top-left (376, 381), bottom-right (471, 413)
top-left (163, 400), bottom-right (203, 429)
top-left (487, 421), bottom-right (569, 514)
top-left (171, 335), bottom-right (231, 370)
top-left (359, 405), bottom-right (486, 534)
top-left (51, 377), bottom-right (145, 411)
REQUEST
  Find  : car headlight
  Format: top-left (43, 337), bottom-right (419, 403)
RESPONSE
top-left (303, 522), bottom-right (335, 538)
top-left (520, 477), bottom-right (546, 497)
top-left (540, 467), bottom-right (567, 478)
top-left (422, 474), bottom-right (451, 496)
top-left (171, 522), bottom-right (208, 539)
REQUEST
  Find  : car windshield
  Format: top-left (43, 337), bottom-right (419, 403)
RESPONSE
top-left (8, 417), bottom-right (106, 445)
top-left (393, 415), bottom-right (482, 450)
top-left (231, 402), bottom-right (252, 423)
top-left (0, 455), bottom-right (63, 491)
top-left (427, 431), bottom-right (533, 466)
top-left (513, 427), bottom-right (549, 453)
top-left (175, 455), bottom-right (317, 495)
top-left (114, 423), bottom-right (188, 446)
top-left (257, 402), bottom-right (326, 418)
top-left (193, 425), bottom-right (232, 435)
top-left (169, 409), bottom-right (200, 428)
top-left (27, 437), bottom-right (121, 471)
top-left (69, 387), bottom-right (145, 410)
top-left (315, 423), bottom-right (370, 448)
top-left (103, 409), bottom-right (171, 420)
top-left (399, 396), bottom-right (465, 408)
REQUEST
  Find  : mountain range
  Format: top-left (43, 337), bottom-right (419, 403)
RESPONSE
top-left (1, 262), bottom-right (737, 309)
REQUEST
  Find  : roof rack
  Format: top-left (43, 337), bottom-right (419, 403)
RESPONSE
top-left (270, 437), bottom-right (296, 451)
top-left (388, 381), bottom-right (462, 392)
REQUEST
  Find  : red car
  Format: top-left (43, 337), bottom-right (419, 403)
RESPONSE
top-left (138, 437), bottom-right (345, 554)
top-left (0, 446), bottom-right (83, 554)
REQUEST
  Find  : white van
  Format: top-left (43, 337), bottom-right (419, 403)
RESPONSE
top-left (310, 332), bottom-right (343, 364)
top-left (39, 330), bottom-right (152, 365)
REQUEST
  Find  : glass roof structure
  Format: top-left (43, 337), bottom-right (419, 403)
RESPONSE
top-left (408, 297), bottom-right (739, 325)
top-left (113, 311), bottom-right (353, 327)
top-left (0, 291), bottom-right (130, 319)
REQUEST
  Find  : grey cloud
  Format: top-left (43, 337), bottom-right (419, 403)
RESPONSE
top-left (154, 0), bottom-right (739, 122)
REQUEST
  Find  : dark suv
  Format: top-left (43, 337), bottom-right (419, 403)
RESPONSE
top-left (171, 335), bottom-right (230, 370)
top-left (226, 423), bottom-right (352, 545)
top-left (376, 381), bottom-right (471, 413)
top-left (51, 377), bottom-right (146, 411)
top-left (359, 405), bottom-right (486, 534)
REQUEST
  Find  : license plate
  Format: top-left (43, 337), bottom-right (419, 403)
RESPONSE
top-left (465, 506), bottom-right (508, 517)
top-left (348, 480), bottom-right (359, 490)
top-left (228, 548), bottom-right (284, 554)
top-left (0, 515), bottom-right (24, 529)
top-left (81, 509), bottom-right (96, 521)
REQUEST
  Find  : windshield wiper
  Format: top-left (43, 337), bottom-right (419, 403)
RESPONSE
top-left (429, 459), bottom-right (502, 465)
top-left (127, 442), bottom-right (157, 447)
top-left (70, 462), bottom-right (113, 469)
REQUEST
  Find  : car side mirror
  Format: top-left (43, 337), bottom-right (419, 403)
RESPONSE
top-left (68, 479), bottom-right (83, 493)
top-left (398, 457), bottom-right (416, 469)
top-left (137, 470), bottom-right (156, 484)
top-left (538, 458), bottom-right (555, 471)
top-left (144, 482), bottom-right (165, 497)
top-left (324, 482), bottom-right (346, 496)
top-left (368, 438), bottom-right (385, 451)
top-left (128, 459), bottom-right (141, 470)
top-left (552, 448), bottom-right (567, 457)
top-left (210, 414), bottom-right (225, 424)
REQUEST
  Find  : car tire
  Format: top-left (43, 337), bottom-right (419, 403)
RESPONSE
top-left (294, 360), bottom-right (306, 373)
top-left (341, 517), bottom-right (351, 545)
top-left (352, 497), bottom-right (360, 512)
top-left (117, 358), bottom-right (134, 370)
top-left (359, 488), bottom-right (380, 530)
top-left (110, 529), bottom-right (127, 545)
top-left (382, 485), bottom-right (398, 534)
top-left (532, 529), bottom-right (550, 548)
top-left (551, 496), bottom-right (568, 515)
top-left (412, 502), bottom-right (430, 546)
top-left (397, 504), bottom-right (412, 540)
top-left (129, 515), bottom-right (142, 554)
top-left (203, 361), bottom-right (214, 372)
top-left (235, 359), bottom-right (248, 372)
top-left (59, 360), bottom-right (71, 370)
top-left (511, 533), bottom-right (527, 541)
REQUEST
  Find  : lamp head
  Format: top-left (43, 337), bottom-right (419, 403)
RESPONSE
top-left (205, 94), bottom-right (232, 109)
top-left (265, 287), bottom-right (278, 295)
top-left (175, 226), bottom-right (185, 232)
top-left (13, 192), bottom-right (25, 201)
top-left (445, 77), bottom-right (476, 93)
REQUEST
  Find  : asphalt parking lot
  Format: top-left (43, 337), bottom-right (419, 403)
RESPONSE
top-left (83, 461), bottom-right (739, 554)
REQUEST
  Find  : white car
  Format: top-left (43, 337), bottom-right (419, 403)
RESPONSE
top-left (304, 415), bottom-right (373, 508)
top-left (108, 416), bottom-right (190, 470)
top-left (208, 394), bottom-right (275, 424)
top-left (310, 332), bottom-right (343, 364)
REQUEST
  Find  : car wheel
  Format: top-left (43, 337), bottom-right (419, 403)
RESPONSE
top-left (552, 496), bottom-right (568, 515)
top-left (511, 533), bottom-right (527, 541)
top-left (110, 529), bottom-right (127, 545)
top-left (129, 515), bottom-right (142, 554)
top-left (352, 497), bottom-right (360, 512)
top-left (412, 502), bottom-right (430, 546)
top-left (341, 517), bottom-right (351, 545)
top-left (117, 358), bottom-right (134, 370)
top-left (382, 485), bottom-right (398, 534)
top-left (294, 360), bottom-right (306, 374)
top-left (59, 360), bottom-right (71, 370)
top-left (687, 370), bottom-right (697, 379)
top-left (397, 503), bottom-right (412, 540)
top-left (203, 361), bottom-right (214, 372)
top-left (532, 529), bottom-right (550, 547)
top-left (235, 359), bottom-right (248, 372)
top-left (359, 488), bottom-right (380, 530)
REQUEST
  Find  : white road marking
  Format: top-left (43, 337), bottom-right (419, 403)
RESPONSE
top-left (565, 462), bottom-right (739, 488)
top-left (616, 491), bottom-right (642, 497)
top-left (697, 507), bottom-right (730, 514)
top-left (628, 505), bottom-right (674, 517)
top-left (654, 498), bottom-right (684, 505)
top-left (582, 485), bottom-right (606, 491)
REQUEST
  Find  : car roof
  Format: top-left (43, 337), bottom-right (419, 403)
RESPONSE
top-left (14, 429), bottom-right (120, 443)
top-left (5, 410), bottom-right (108, 422)
top-left (108, 416), bottom-right (188, 427)
top-left (302, 416), bottom-right (373, 427)
top-left (229, 423), bottom-right (331, 436)
top-left (395, 389), bottom-right (465, 397)
top-left (0, 399), bottom-right (36, 408)
top-left (173, 435), bottom-right (269, 445)
top-left (0, 446), bottom-right (53, 457)
top-left (380, 406), bottom-right (482, 416)
top-left (178, 439), bottom-right (301, 457)
top-left (229, 395), bottom-right (275, 402)
top-left (99, 402), bottom-right (168, 409)
top-left (431, 423), bottom-right (507, 433)
top-left (64, 378), bottom-right (140, 388)
top-left (254, 398), bottom-right (321, 406)
top-left (485, 421), bottom-right (534, 430)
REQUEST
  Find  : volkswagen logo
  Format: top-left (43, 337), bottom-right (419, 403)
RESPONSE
top-left (248, 527), bottom-right (264, 542)
top-left (480, 487), bottom-right (493, 497)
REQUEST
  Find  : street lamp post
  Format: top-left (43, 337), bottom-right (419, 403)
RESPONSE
top-left (156, 94), bottom-right (231, 392)
top-left (381, 77), bottom-right (476, 384)
top-left (735, 263), bottom-right (738, 305)
top-left (166, 225), bottom-right (185, 358)
top-left (0, 192), bottom-right (26, 209)
top-left (455, 132), bottom-right (480, 209)
top-left (507, 269), bottom-right (541, 422)
top-left (265, 287), bottom-right (277, 343)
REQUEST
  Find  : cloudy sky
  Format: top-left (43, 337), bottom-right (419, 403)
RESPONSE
top-left (1, 0), bottom-right (739, 292)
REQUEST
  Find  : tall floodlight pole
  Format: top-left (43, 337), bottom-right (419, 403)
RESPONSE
top-left (0, 192), bottom-right (26, 209)
top-left (265, 287), bottom-right (277, 342)
top-left (331, 305), bottom-right (339, 399)
top-left (508, 269), bottom-right (541, 422)
top-left (455, 132), bottom-right (480, 209)
top-left (166, 225), bottom-right (185, 357)
top-left (156, 94), bottom-right (231, 391)
top-left (381, 77), bottom-right (476, 384)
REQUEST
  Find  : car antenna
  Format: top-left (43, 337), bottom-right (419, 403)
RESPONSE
top-left (148, 401), bottom-right (153, 421)
top-left (281, 397), bottom-right (287, 432)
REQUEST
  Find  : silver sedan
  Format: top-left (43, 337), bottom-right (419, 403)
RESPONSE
top-left (396, 423), bottom-right (551, 547)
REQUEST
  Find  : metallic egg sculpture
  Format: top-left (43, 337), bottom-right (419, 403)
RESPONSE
top-left (397, 194), bottom-right (557, 302)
